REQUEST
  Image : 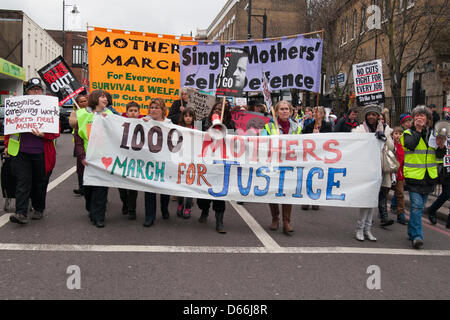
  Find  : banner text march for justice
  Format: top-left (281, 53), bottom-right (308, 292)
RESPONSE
top-left (84, 115), bottom-right (382, 208)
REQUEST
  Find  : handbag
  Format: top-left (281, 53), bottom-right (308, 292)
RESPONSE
top-left (382, 144), bottom-right (400, 174)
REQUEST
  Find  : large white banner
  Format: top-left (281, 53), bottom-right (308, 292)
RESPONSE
top-left (4, 95), bottom-right (60, 134)
top-left (84, 114), bottom-right (382, 208)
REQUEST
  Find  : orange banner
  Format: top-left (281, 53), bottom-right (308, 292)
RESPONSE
top-left (87, 27), bottom-right (196, 114)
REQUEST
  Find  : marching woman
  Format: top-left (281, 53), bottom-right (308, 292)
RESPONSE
top-left (167, 87), bottom-right (188, 126)
top-left (402, 105), bottom-right (446, 248)
top-left (70, 94), bottom-right (88, 196)
top-left (176, 107), bottom-right (196, 219)
top-left (7, 78), bottom-right (59, 225)
top-left (197, 101), bottom-right (235, 233)
top-left (74, 89), bottom-right (113, 228)
top-left (352, 104), bottom-right (394, 242)
top-left (142, 98), bottom-right (173, 227)
top-left (301, 106), bottom-right (332, 211)
top-left (262, 100), bottom-right (301, 236)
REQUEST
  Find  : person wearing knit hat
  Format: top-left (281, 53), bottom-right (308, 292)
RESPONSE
top-left (352, 104), bottom-right (395, 242)
top-left (399, 113), bottom-right (413, 131)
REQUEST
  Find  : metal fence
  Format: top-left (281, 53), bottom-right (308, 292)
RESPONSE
top-left (312, 95), bottom-right (445, 127)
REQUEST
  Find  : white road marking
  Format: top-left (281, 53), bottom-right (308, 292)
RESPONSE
top-left (0, 243), bottom-right (449, 256)
top-left (47, 166), bottom-right (76, 192)
top-left (0, 166), bottom-right (76, 228)
top-left (0, 213), bottom-right (11, 228)
top-left (230, 201), bottom-right (281, 250)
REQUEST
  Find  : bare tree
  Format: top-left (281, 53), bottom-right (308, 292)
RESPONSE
top-left (378, 0), bottom-right (450, 109)
top-left (308, 0), bottom-right (370, 114)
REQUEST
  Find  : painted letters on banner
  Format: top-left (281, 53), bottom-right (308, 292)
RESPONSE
top-left (4, 95), bottom-right (59, 134)
top-left (180, 35), bottom-right (323, 93)
top-left (38, 56), bottom-right (84, 106)
top-left (353, 59), bottom-right (385, 107)
top-left (84, 114), bottom-right (382, 208)
top-left (87, 27), bottom-right (196, 114)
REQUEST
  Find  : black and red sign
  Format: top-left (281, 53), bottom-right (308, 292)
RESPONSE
top-left (38, 56), bottom-right (84, 106)
top-left (216, 47), bottom-right (248, 97)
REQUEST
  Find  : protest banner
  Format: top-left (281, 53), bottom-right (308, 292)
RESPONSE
top-left (4, 95), bottom-right (59, 134)
top-left (216, 47), bottom-right (248, 97)
top-left (180, 35), bottom-right (323, 93)
top-left (231, 110), bottom-right (271, 135)
top-left (186, 88), bottom-right (216, 120)
top-left (353, 59), bottom-right (385, 107)
top-left (87, 26), bottom-right (196, 114)
top-left (262, 71), bottom-right (273, 109)
top-left (84, 114), bottom-right (382, 208)
top-left (38, 56), bottom-right (84, 106)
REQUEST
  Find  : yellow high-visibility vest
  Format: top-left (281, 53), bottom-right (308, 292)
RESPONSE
top-left (401, 129), bottom-right (438, 180)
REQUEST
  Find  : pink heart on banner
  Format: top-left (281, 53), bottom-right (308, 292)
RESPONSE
top-left (102, 157), bottom-right (113, 170)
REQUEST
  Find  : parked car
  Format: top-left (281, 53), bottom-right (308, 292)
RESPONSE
top-left (60, 104), bottom-right (74, 133)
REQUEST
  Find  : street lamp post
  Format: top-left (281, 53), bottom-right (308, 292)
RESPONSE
top-left (62, 0), bottom-right (80, 58)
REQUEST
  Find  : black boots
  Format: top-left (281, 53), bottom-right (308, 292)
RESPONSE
top-left (215, 211), bottom-right (226, 234)
top-left (199, 209), bottom-right (209, 223)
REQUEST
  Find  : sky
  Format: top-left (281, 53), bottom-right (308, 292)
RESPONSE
top-left (0, 0), bottom-right (229, 35)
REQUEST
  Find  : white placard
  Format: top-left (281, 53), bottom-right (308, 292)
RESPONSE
top-left (4, 95), bottom-right (60, 135)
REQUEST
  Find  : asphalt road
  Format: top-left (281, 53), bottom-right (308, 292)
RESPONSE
top-left (0, 132), bottom-right (449, 301)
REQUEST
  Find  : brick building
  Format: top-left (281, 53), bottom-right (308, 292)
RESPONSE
top-left (322, 0), bottom-right (449, 118)
top-left (198, 0), bottom-right (308, 41)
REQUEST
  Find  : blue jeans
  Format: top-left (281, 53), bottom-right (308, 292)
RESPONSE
top-left (408, 192), bottom-right (428, 241)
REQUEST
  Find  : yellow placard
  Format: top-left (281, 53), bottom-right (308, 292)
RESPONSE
top-left (87, 27), bottom-right (196, 114)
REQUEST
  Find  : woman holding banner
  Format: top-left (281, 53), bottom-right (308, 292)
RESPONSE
top-left (197, 101), bottom-right (235, 234)
top-left (142, 98), bottom-right (173, 227)
top-left (7, 78), bottom-right (60, 225)
top-left (301, 106), bottom-right (332, 211)
top-left (75, 89), bottom-right (113, 228)
top-left (262, 101), bottom-right (301, 236)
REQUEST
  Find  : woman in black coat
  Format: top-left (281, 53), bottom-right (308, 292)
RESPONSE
top-left (301, 106), bottom-right (332, 211)
top-left (197, 100), bottom-right (235, 233)
top-left (167, 88), bottom-right (188, 125)
top-left (302, 106), bottom-right (333, 134)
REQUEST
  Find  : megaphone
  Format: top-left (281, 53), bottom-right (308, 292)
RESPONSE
top-left (206, 114), bottom-right (227, 139)
top-left (435, 120), bottom-right (450, 138)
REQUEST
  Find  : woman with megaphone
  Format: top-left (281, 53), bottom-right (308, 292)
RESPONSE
top-left (197, 100), bottom-right (235, 234)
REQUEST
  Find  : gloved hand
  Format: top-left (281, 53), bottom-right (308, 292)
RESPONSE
top-left (375, 131), bottom-right (386, 141)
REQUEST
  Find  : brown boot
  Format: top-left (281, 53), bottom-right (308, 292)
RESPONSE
top-left (282, 204), bottom-right (294, 235)
top-left (269, 204), bottom-right (280, 231)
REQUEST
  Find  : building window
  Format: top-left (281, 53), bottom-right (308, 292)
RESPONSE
top-left (341, 18), bottom-right (348, 45)
top-left (360, 6), bottom-right (366, 35)
top-left (352, 10), bottom-right (357, 40)
top-left (35, 39), bottom-right (37, 57)
top-left (72, 45), bottom-right (88, 67)
top-left (40, 43), bottom-right (42, 60)
top-left (28, 34), bottom-right (31, 53)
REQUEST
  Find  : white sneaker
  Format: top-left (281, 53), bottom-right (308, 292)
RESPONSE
top-left (364, 231), bottom-right (377, 242)
top-left (355, 229), bottom-right (364, 241)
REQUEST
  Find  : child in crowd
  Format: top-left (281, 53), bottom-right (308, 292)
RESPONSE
top-left (118, 101), bottom-right (142, 220)
top-left (392, 126), bottom-right (409, 225)
top-left (176, 108), bottom-right (196, 219)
